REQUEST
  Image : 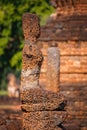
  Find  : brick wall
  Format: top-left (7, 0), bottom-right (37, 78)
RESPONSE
top-left (38, 41), bottom-right (87, 84)
top-left (37, 41), bottom-right (87, 130)
top-left (37, 5), bottom-right (87, 129)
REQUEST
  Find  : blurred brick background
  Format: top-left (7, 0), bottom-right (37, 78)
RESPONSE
top-left (37, 1), bottom-right (87, 129)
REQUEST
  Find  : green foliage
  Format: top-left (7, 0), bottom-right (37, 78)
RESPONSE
top-left (0, 0), bottom-right (54, 90)
top-left (0, 90), bottom-right (8, 96)
top-left (10, 51), bottom-right (22, 70)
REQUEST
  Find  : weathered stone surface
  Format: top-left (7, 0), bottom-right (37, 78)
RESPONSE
top-left (21, 43), bottom-right (43, 90)
top-left (22, 13), bottom-right (40, 42)
top-left (46, 47), bottom-right (60, 92)
top-left (23, 120), bottom-right (62, 130)
top-left (21, 88), bottom-right (65, 104)
top-left (21, 44), bottom-right (43, 90)
top-left (21, 99), bottom-right (66, 111)
top-left (22, 44), bottom-right (43, 70)
top-left (0, 118), bottom-right (6, 125)
top-left (6, 120), bottom-right (22, 130)
top-left (21, 13), bottom-right (43, 91)
top-left (0, 125), bottom-right (7, 130)
top-left (23, 111), bottom-right (67, 130)
top-left (23, 111), bottom-right (67, 121)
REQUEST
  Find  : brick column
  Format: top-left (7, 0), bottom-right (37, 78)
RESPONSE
top-left (46, 47), bottom-right (60, 92)
top-left (21, 13), bottom-right (67, 130)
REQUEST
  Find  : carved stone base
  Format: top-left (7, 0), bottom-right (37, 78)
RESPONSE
top-left (21, 88), bottom-right (65, 104)
top-left (23, 111), bottom-right (67, 130)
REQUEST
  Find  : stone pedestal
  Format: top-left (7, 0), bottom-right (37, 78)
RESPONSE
top-left (23, 111), bottom-right (67, 130)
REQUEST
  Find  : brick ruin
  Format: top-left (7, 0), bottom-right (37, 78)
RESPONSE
top-left (37, 0), bottom-right (87, 130)
top-left (21, 13), bottom-right (67, 130)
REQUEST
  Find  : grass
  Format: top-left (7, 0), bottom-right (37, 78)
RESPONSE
top-left (0, 90), bottom-right (8, 96)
